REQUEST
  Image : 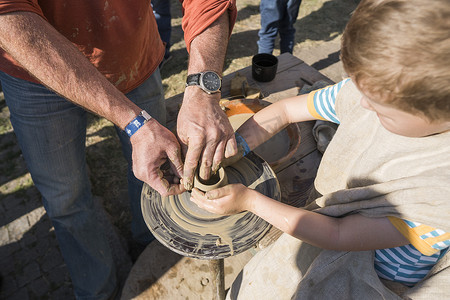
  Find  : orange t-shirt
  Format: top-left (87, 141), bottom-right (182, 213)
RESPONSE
top-left (0, 0), bottom-right (236, 93)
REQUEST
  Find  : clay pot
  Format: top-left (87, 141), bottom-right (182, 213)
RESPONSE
top-left (194, 167), bottom-right (228, 192)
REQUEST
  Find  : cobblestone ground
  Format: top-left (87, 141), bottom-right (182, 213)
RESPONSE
top-left (0, 125), bottom-right (75, 299)
top-left (0, 133), bottom-right (131, 299)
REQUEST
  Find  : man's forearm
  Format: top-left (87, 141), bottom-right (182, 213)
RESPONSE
top-left (187, 12), bottom-right (229, 78)
top-left (0, 11), bottom-right (140, 129)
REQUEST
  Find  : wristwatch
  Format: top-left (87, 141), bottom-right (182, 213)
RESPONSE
top-left (124, 110), bottom-right (152, 137)
top-left (186, 71), bottom-right (222, 94)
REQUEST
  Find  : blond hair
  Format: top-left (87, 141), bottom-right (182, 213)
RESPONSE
top-left (341, 0), bottom-right (450, 121)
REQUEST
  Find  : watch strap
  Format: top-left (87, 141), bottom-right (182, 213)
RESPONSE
top-left (186, 73), bottom-right (201, 87)
top-left (124, 110), bottom-right (152, 137)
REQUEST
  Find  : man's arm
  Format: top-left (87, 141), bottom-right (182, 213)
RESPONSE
top-left (0, 12), bottom-right (139, 127)
top-left (0, 11), bottom-right (184, 195)
top-left (177, 11), bottom-right (237, 189)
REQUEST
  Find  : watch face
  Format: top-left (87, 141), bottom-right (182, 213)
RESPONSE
top-left (201, 71), bottom-right (221, 93)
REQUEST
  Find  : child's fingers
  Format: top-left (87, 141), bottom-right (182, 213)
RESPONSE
top-left (205, 185), bottom-right (231, 200)
top-left (191, 187), bottom-right (206, 200)
top-left (190, 188), bottom-right (220, 213)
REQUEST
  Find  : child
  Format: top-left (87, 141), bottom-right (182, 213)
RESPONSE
top-left (191, 0), bottom-right (450, 298)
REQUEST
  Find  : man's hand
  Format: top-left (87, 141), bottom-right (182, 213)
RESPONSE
top-left (131, 118), bottom-right (185, 197)
top-left (177, 87), bottom-right (237, 190)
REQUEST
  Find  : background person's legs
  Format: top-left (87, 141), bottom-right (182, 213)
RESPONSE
top-left (152, 0), bottom-right (172, 61)
top-left (257, 0), bottom-right (282, 54)
top-left (279, 0), bottom-right (302, 54)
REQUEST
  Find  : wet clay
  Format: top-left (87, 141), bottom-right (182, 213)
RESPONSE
top-left (141, 152), bottom-right (280, 259)
top-left (194, 167), bottom-right (228, 192)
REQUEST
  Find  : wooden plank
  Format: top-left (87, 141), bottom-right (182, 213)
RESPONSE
top-left (277, 149), bottom-right (322, 207)
top-left (270, 121), bottom-right (317, 173)
top-left (220, 53), bottom-right (304, 98)
top-left (262, 63), bottom-right (334, 103)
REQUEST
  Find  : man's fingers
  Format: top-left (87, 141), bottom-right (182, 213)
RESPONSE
top-left (224, 136), bottom-right (238, 158)
top-left (167, 147), bottom-right (184, 178)
top-left (146, 172), bottom-right (170, 196)
top-left (180, 141), bottom-right (188, 160)
top-left (183, 137), bottom-right (205, 190)
top-left (165, 183), bottom-right (186, 196)
top-left (150, 176), bottom-right (185, 197)
top-left (199, 140), bottom-right (219, 180)
top-left (212, 141), bottom-right (226, 173)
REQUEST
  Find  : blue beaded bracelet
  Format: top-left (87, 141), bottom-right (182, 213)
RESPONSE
top-left (235, 132), bottom-right (251, 156)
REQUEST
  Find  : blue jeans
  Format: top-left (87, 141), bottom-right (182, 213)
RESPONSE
top-left (258, 0), bottom-right (302, 54)
top-left (0, 70), bottom-right (166, 299)
top-left (152, 0), bottom-right (172, 58)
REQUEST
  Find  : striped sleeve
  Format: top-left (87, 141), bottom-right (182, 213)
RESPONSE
top-left (306, 78), bottom-right (350, 124)
top-left (388, 216), bottom-right (450, 256)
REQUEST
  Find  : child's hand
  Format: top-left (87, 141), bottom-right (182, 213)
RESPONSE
top-left (190, 184), bottom-right (253, 215)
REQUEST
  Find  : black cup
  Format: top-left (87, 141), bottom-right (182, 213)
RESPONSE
top-left (252, 53), bottom-right (278, 82)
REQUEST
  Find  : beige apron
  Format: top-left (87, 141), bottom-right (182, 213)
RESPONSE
top-left (227, 81), bottom-right (450, 300)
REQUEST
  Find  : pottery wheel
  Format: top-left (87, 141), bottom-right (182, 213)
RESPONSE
top-left (141, 152), bottom-right (280, 259)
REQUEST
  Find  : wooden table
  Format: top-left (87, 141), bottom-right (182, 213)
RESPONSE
top-left (121, 53), bottom-right (334, 300)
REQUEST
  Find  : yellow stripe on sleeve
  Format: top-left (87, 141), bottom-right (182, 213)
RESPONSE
top-left (307, 90), bottom-right (327, 121)
top-left (387, 216), bottom-right (440, 256)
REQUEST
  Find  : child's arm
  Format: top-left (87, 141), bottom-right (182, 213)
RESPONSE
top-left (236, 94), bottom-right (318, 151)
top-left (191, 184), bottom-right (410, 251)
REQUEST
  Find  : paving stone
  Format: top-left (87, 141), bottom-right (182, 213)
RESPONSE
top-left (49, 234), bottom-right (59, 249)
top-left (17, 261), bottom-right (41, 287)
top-left (1, 195), bottom-right (24, 211)
top-left (30, 276), bottom-right (50, 298)
top-left (0, 240), bottom-right (20, 257)
top-left (0, 209), bottom-right (6, 225)
top-left (42, 248), bottom-right (64, 273)
top-left (45, 264), bottom-right (70, 287)
top-left (0, 226), bottom-right (9, 245)
top-left (51, 285), bottom-right (75, 300)
top-left (0, 255), bottom-right (16, 275)
top-left (19, 232), bottom-right (37, 248)
top-left (33, 217), bottom-right (53, 238)
top-left (7, 215), bottom-right (29, 242)
top-left (25, 186), bottom-right (40, 199)
top-left (34, 236), bottom-right (50, 256)
top-left (26, 207), bottom-right (45, 226)
top-left (2, 204), bottom-right (28, 227)
top-left (6, 286), bottom-right (29, 300)
top-left (14, 246), bottom-right (40, 265)
top-left (0, 205), bottom-right (5, 215)
top-left (0, 274), bottom-right (18, 298)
